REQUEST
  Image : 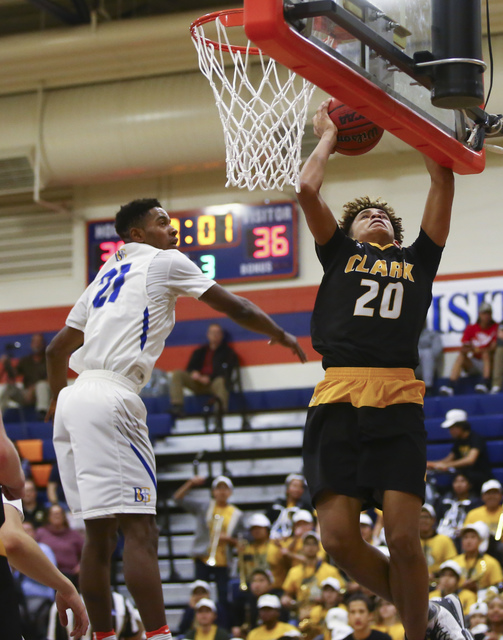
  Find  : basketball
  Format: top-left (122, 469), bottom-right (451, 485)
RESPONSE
top-left (328, 99), bottom-right (384, 156)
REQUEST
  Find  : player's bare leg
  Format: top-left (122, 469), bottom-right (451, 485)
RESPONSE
top-left (382, 490), bottom-right (429, 640)
top-left (315, 492), bottom-right (393, 601)
top-left (316, 491), bottom-right (428, 640)
top-left (80, 518), bottom-right (119, 632)
top-left (117, 514), bottom-right (167, 633)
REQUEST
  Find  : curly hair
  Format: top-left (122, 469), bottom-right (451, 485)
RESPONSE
top-left (339, 196), bottom-right (404, 244)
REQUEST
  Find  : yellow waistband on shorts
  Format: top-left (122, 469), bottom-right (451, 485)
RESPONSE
top-left (309, 367), bottom-right (424, 408)
top-left (0, 538), bottom-right (6, 557)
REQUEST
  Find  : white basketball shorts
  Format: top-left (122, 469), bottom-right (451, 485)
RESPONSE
top-left (53, 370), bottom-right (157, 520)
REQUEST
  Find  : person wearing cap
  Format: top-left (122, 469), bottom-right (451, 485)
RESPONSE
top-left (179, 581), bottom-right (228, 637)
top-left (463, 480), bottom-right (503, 538)
top-left (426, 409), bottom-right (492, 493)
top-left (246, 595), bottom-right (298, 640)
top-left (436, 473), bottom-right (481, 542)
top-left (467, 601), bottom-right (488, 635)
top-left (267, 474), bottom-right (312, 541)
top-left (174, 475), bottom-right (244, 615)
top-left (169, 323), bottom-right (240, 418)
top-left (428, 561), bottom-right (476, 617)
top-left (359, 514), bottom-right (376, 546)
top-left (453, 522), bottom-right (503, 593)
top-left (372, 599), bottom-right (404, 640)
top-left (419, 504), bottom-right (457, 578)
top-left (184, 598), bottom-right (231, 640)
top-left (439, 302), bottom-right (498, 396)
top-left (325, 607), bottom-right (353, 640)
top-left (230, 568), bottom-right (289, 637)
top-left (240, 514), bottom-right (286, 590)
top-left (307, 577), bottom-right (345, 628)
top-left (276, 509), bottom-right (321, 572)
top-left (281, 532), bottom-right (345, 619)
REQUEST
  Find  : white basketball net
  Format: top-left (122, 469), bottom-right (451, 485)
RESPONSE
top-left (191, 12), bottom-right (315, 192)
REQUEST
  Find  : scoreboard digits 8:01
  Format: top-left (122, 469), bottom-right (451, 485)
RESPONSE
top-left (87, 201), bottom-right (298, 284)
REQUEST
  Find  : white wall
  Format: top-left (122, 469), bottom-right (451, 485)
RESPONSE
top-left (2, 145), bottom-right (502, 313)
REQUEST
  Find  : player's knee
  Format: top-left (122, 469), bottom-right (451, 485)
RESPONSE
top-left (122, 515), bottom-right (159, 550)
top-left (320, 532), bottom-right (357, 566)
top-left (386, 528), bottom-right (421, 560)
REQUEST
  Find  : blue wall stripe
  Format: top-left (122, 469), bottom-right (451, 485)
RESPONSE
top-left (0, 311), bottom-right (312, 357)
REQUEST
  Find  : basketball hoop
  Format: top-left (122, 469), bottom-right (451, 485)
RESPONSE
top-left (190, 9), bottom-right (315, 192)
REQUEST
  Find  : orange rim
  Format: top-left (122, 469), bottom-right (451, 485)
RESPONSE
top-left (190, 8), bottom-right (261, 55)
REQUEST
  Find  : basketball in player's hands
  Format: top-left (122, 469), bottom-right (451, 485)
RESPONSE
top-left (328, 98), bottom-right (384, 156)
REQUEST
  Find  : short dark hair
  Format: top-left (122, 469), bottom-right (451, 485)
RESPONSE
top-left (339, 196), bottom-right (404, 244)
top-left (115, 198), bottom-right (161, 241)
top-left (346, 593), bottom-right (374, 612)
top-left (250, 569), bottom-right (272, 582)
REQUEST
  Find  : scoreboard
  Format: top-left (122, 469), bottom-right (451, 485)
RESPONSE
top-left (87, 201), bottom-right (298, 284)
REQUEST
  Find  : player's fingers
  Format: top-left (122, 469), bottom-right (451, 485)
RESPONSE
top-left (292, 343), bottom-right (307, 363)
top-left (58, 607), bottom-right (69, 629)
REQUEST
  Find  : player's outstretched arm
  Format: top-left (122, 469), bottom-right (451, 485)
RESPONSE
top-left (199, 285), bottom-right (307, 363)
top-left (0, 504), bottom-right (89, 638)
top-left (420, 154), bottom-right (455, 247)
top-left (45, 326), bottom-right (84, 420)
top-left (298, 99), bottom-right (339, 246)
top-left (0, 417), bottom-right (25, 501)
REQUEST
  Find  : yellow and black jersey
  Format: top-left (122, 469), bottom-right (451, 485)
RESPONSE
top-left (311, 227), bottom-right (443, 369)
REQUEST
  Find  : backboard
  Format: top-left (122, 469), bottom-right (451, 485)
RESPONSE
top-left (244, 0), bottom-right (486, 174)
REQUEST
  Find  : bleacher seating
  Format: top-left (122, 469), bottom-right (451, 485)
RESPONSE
top-left (4, 385), bottom-right (503, 631)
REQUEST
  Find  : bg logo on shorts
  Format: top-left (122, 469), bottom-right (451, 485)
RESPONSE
top-left (134, 487), bottom-right (151, 503)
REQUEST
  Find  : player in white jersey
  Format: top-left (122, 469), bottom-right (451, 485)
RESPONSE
top-left (45, 198), bottom-right (307, 640)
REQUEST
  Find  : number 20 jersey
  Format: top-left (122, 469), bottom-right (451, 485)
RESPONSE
top-left (66, 242), bottom-right (214, 389)
top-left (311, 226), bottom-right (443, 370)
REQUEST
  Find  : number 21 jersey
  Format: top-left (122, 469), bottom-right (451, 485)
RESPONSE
top-left (66, 243), bottom-right (214, 389)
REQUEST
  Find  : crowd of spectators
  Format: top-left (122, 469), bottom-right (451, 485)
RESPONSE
top-left (3, 420), bottom-right (503, 640)
top-left (168, 466), bottom-right (503, 640)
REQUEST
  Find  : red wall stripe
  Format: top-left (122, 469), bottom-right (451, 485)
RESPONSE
top-left (0, 286), bottom-right (319, 335)
top-left (157, 336), bottom-right (320, 370)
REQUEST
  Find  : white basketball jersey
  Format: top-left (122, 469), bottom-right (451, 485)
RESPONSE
top-left (67, 243), bottom-right (214, 389)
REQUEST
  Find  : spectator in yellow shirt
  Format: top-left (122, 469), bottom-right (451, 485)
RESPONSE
top-left (308, 577), bottom-right (345, 627)
top-left (453, 522), bottom-right (503, 593)
top-left (241, 514), bottom-right (286, 590)
top-left (428, 560), bottom-right (476, 616)
top-left (419, 504), bottom-right (457, 579)
top-left (246, 595), bottom-right (299, 640)
top-left (372, 599), bottom-right (404, 640)
top-left (281, 532), bottom-right (345, 618)
top-left (467, 601), bottom-right (488, 636)
top-left (464, 479), bottom-right (503, 537)
top-left (278, 510), bottom-right (318, 568)
top-left (184, 599), bottom-right (231, 640)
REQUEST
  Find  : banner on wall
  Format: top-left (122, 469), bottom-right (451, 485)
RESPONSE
top-left (430, 271), bottom-right (503, 349)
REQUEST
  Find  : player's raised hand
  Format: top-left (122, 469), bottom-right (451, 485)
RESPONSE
top-left (269, 331), bottom-right (307, 363)
top-left (313, 99), bottom-right (338, 152)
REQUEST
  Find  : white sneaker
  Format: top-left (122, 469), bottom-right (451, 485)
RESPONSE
top-left (439, 385), bottom-right (454, 396)
top-left (475, 383), bottom-right (488, 394)
top-left (427, 594), bottom-right (473, 640)
top-left (490, 385), bottom-right (501, 394)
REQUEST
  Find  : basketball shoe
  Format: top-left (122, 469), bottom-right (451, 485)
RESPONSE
top-left (427, 593), bottom-right (474, 640)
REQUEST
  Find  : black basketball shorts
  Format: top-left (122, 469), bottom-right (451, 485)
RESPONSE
top-left (303, 367), bottom-right (427, 510)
